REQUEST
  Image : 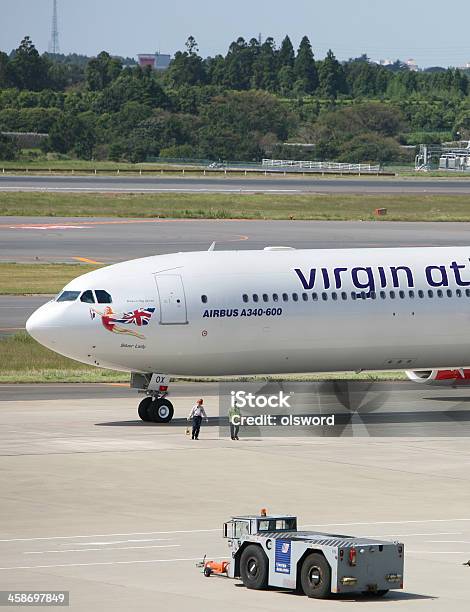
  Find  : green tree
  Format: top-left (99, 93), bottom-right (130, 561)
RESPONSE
top-left (42, 112), bottom-right (95, 158)
top-left (337, 133), bottom-right (404, 163)
top-left (0, 134), bottom-right (19, 160)
top-left (0, 52), bottom-right (11, 88)
top-left (166, 37), bottom-right (207, 86)
top-left (86, 51), bottom-right (122, 91)
top-left (278, 36), bottom-right (295, 68)
top-left (9, 37), bottom-right (50, 90)
top-left (251, 38), bottom-right (278, 91)
top-left (294, 36), bottom-right (318, 94)
top-left (318, 50), bottom-right (348, 99)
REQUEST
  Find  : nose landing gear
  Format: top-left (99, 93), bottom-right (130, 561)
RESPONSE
top-left (138, 397), bottom-right (174, 423)
top-left (131, 373), bottom-right (174, 424)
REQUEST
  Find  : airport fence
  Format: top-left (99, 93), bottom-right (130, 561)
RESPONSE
top-left (262, 159), bottom-right (382, 174)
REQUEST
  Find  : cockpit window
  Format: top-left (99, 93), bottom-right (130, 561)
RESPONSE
top-left (57, 291), bottom-right (80, 302)
top-left (95, 290), bottom-right (112, 304)
top-left (80, 290), bottom-right (95, 304)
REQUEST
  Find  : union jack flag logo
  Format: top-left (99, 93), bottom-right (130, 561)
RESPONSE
top-left (114, 308), bottom-right (156, 326)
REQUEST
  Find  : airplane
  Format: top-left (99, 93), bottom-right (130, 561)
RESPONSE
top-left (26, 245), bottom-right (470, 424)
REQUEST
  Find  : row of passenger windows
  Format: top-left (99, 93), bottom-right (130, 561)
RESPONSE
top-left (201, 289), bottom-right (470, 304)
top-left (56, 289), bottom-right (112, 304)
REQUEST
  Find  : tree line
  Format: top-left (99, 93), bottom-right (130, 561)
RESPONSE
top-left (0, 35), bottom-right (469, 163)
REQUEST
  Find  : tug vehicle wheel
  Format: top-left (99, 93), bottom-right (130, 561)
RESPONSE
top-left (300, 553), bottom-right (331, 599)
top-left (240, 545), bottom-right (268, 590)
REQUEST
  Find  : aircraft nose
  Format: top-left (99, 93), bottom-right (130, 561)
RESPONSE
top-left (26, 302), bottom-right (62, 348)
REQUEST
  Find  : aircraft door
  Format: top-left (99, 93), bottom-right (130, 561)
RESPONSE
top-left (154, 274), bottom-right (188, 325)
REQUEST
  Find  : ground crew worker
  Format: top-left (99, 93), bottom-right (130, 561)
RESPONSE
top-left (188, 398), bottom-right (208, 440)
top-left (228, 403), bottom-right (241, 440)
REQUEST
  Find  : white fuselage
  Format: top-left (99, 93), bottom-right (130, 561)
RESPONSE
top-left (26, 247), bottom-right (470, 376)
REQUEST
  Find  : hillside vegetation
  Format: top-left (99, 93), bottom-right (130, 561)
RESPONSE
top-left (0, 36), bottom-right (469, 165)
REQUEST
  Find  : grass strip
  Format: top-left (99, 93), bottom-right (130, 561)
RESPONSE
top-left (0, 263), bottom-right (102, 294)
top-left (2, 192), bottom-right (470, 221)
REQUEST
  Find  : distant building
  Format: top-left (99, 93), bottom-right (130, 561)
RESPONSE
top-left (373, 58), bottom-right (394, 67)
top-left (405, 58), bottom-right (419, 71)
top-left (371, 58), bottom-right (420, 71)
top-left (137, 52), bottom-right (171, 71)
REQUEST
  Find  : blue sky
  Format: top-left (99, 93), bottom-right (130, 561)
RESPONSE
top-left (2, 0), bottom-right (470, 67)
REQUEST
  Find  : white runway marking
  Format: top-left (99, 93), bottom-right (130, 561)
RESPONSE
top-left (425, 540), bottom-right (470, 544)
top-left (362, 532), bottom-right (461, 538)
top-left (9, 225), bottom-right (88, 230)
top-left (408, 551), bottom-right (468, 555)
top-left (302, 518), bottom-right (470, 528)
top-left (25, 544), bottom-right (180, 554)
top-left (0, 187), bottom-right (301, 194)
top-left (0, 528), bottom-right (219, 543)
top-left (0, 556), bottom-right (222, 571)
top-left (75, 538), bottom-right (172, 545)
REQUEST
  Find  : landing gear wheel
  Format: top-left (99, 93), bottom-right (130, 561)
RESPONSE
top-left (149, 399), bottom-right (174, 424)
top-left (240, 545), bottom-right (268, 590)
top-left (300, 553), bottom-right (331, 599)
top-left (138, 397), bottom-right (153, 422)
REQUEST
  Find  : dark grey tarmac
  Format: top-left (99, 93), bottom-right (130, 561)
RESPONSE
top-left (0, 295), bottom-right (51, 336)
top-left (2, 174), bottom-right (470, 194)
top-left (3, 217), bottom-right (470, 265)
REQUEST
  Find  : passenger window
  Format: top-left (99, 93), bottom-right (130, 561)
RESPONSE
top-left (262, 294), bottom-right (269, 303)
top-left (80, 290), bottom-right (95, 304)
top-left (428, 290), bottom-right (434, 298)
top-left (95, 290), bottom-right (112, 304)
top-left (282, 293), bottom-right (289, 302)
top-left (447, 289), bottom-right (452, 298)
top-left (418, 290), bottom-right (424, 298)
top-left (380, 291), bottom-right (386, 299)
top-left (409, 290), bottom-right (415, 299)
top-left (341, 292), bottom-right (347, 300)
top-left (201, 295), bottom-right (208, 304)
top-left (456, 289), bottom-right (462, 298)
top-left (253, 294), bottom-right (259, 303)
top-left (57, 291), bottom-right (80, 302)
top-left (302, 293), bottom-right (308, 302)
top-left (242, 294), bottom-right (249, 303)
top-left (273, 293), bottom-right (279, 302)
top-left (371, 291), bottom-right (377, 300)
top-left (332, 292), bottom-right (338, 301)
top-left (466, 289), bottom-right (470, 297)
top-left (351, 292), bottom-right (357, 301)
top-left (292, 293), bottom-right (299, 302)
top-left (437, 290), bottom-right (443, 298)
top-left (312, 293), bottom-right (318, 301)
top-left (322, 292), bottom-right (328, 301)
top-left (390, 291), bottom-right (396, 299)
top-left (399, 290), bottom-right (405, 299)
